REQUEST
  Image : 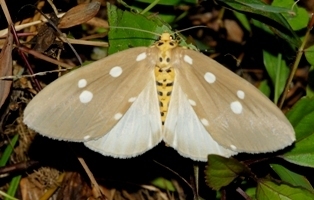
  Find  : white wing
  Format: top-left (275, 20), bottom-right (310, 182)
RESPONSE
top-left (84, 77), bottom-right (162, 158)
top-left (163, 79), bottom-right (236, 161)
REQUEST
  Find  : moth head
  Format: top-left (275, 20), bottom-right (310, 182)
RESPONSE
top-left (154, 33), bottom-right (178, 69)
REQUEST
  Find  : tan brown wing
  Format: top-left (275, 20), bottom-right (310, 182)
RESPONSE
top-left (165, 47), bottom-right (295, 154)
top-left (24, 47), bottom-right (162, 142)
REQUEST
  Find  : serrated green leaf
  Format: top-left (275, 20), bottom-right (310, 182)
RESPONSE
top-left (256, 179), bottom-right (314, 200)
top-left (107, 3), bottom-right (171, 54)
top-left (270, 164), bottom-right (314, 191)
top-left (282, 97), bottom-right (314, 167)
top-left (205, 155), bottom-right (250, 190)
top-left (263, 51), bottom-right (289, 104)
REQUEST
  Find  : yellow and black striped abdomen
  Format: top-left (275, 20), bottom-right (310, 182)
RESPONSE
top-left (154, 67), bottom-right (175, 125)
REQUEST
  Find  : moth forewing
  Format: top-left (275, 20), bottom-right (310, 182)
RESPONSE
top-left (23, 47), bottom-right (155, 141)
top-left (171, 48), bottom-right (295, 153)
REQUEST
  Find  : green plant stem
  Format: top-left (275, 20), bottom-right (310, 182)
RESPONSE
top-left (279, 27), bottom-right (311, 108)
top-left (141, 0), bottom-right (160, 14)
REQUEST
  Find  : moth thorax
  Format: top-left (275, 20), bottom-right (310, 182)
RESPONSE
top-left (154, 66), bottom-right (175, 126)
top-left (157, 50), bottom-right (173, 68)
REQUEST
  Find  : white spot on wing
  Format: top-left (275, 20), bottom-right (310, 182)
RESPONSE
top-left (128, 97), bottom-right (137, 102)
top-left (114, 113), bottom-right (123, 120)
top-left (230, 144), bottom-right (237, 150)
top-left (136, 52), bottom-right (147, 61)
top-left (79, 90), bottom-right (93, 103)
top-left (204, 72), bottom-right (216, 84)
top-left (237, 90), bottom-right (245, 99)
top-left (184, 55), bottom-right (193, 64)
top-left (84, 135), bottom-right (91, 140)
top-left (201, 118), bottom-right (209, 126)
top-left (109, 66), bottom-right (123, 77)
top-left (78, 79), bottom-right (87, 88)
top-left (230, 101), bottom-right (243, 114)
top-left (188, 99), bottom-right (196, 106)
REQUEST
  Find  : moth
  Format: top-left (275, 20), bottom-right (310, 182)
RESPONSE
top-left (23, 33), bottom-right (295, 161)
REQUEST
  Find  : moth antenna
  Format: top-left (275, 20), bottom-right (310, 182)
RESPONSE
top-left (105, 26), bottom-right (162, 37)
top-left (174, 25), bottom-right (208, 34)
top-left (170, 26), bottom-right (208, 42)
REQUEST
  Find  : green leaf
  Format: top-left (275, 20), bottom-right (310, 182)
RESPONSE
top-left (256, 179), bottom-right (314, 200)
top-left (263, 51), bottom-right (289, 104)
top-left (107, 3), bottom-right (171, 54)
top-left (216, 0), bottom-right (301, 49)
top-left (282, 97), bottom-right (314, 167)
top-left (0, 191), bottom-right (18, 200)
top-left (305, 45), bottom-right (314, 66)
top-left (205, 155), bottom-right (250, 190)
top-left (151, 177), bottom-right (176, 191)
top-left (270, 164), bottom-right (314, 192)
top-left (0, 135), bottom-right (19, 167)
top-left (259, 80), bottom-right (271, 97)
top-left (306, 65), bottom-right (314, 98)
top-left (233, 11), bottom-right (251, 32)
top-left (5, 176), bottom-right (21, 200)
top-left (271, 0), bottom-right (308, 31)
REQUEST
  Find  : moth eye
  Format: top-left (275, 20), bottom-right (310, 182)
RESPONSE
top-left (169, 42), bottom-right (174, 46)
top-left (159, 57), bottom-right (163, 62)
top-left (166, 58), bottom-right (170, 62)
top-left (158, 42), bottom-right (164, 46)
